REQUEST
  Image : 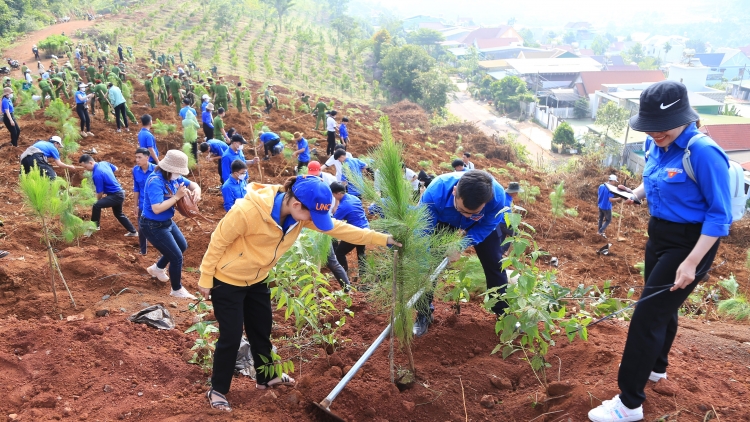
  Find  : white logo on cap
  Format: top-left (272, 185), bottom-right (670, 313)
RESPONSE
top-left (660, 99), bottom-right (680, 110)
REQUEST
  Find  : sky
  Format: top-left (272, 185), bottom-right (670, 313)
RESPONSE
top-left (368, 0), bottom-right (716, 27)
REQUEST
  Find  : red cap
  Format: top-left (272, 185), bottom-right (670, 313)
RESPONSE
top-left (308, 161), bottom-right (321, 176)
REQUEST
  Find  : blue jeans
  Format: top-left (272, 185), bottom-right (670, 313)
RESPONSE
top-left (140, 217), bottom-right (187, 291)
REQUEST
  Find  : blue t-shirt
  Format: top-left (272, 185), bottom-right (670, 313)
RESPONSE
top-left (91, 161), bottom-right (122, 194)
top-left (221, 176), bottom-right (247, 212)
top-left (642, 122), bottom-right (731, 237)
top-left (220, 148), bottom-right (246, 183)
top-left (333, 193), bottom-right (369, 229)
top-left (141, 172), bottom-right (189, 221)
top-left (138, 128), bottom-right (159, 163)
top-left (179, 106), bottom-right (197, 119)
top-left (260, 132), bottom-right (280, 143)
top-left (200, 101), bottom-right (208, 112)
top-left (296, 137), bottom-right (310, 162)
top-left (74, 90), bottom-right (88, 104)
top-left (132, 163), bottom-right (156, 210)
top-left (270, 192), bottom-right (298, 233)
top-left (597, 184), bottom-right (614, 210)
top-left (341, 158), bottom-right (368, 196)
top-left (339, 123), bottom-right (348, 139)
top-left (1, 97), bottom-right (14, 114)
top-left (202, 111), bottom-right (213, 127)
top-left (206, 139), bottom-right (229, 157)
top-left (32, 141), bottom-right (60, 161)
top-left (420, 172), bottom-right (507, 247)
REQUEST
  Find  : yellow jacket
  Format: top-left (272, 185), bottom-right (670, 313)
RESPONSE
top-left (198, 183), bottom-right (389, 288)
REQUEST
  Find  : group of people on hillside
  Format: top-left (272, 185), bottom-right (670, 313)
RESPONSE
top-left (3, 41), bottom-right (734, 421)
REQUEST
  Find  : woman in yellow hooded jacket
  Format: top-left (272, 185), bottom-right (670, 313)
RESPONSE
top-left (198, 175), bottom-right (399, 412)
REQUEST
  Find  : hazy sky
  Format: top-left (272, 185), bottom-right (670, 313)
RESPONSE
top-left (370, 0), bottom-right (715, 27)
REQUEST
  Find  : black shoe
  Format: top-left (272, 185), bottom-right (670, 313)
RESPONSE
top-left (262, 156), bottom-right (269, 161)
top-left (413, 313), bottom-right (433, 337)
top-left (0, 251), bottom-right (8, 259)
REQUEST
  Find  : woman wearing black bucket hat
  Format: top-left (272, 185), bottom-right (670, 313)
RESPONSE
top-left (588, 81), bottom-right (732, 422)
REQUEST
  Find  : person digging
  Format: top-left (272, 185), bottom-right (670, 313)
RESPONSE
top-left (597, 175), bottom-right (621, 238)
top-left (79, 155), bottom-right (138, 237)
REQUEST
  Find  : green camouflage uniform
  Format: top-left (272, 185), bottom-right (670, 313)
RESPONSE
top-left (314, 101), bottom-right (328, 130)
top-left (144, 78), bottom-right (155, 108)
top-left (213, 83), bottom-right (228, 111)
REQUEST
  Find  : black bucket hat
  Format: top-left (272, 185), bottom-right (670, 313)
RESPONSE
top-left (629, 81), bottom-right (699, 132)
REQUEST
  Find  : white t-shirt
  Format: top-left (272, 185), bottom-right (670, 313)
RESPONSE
top-left (465, 161), bottom-right (475, 170)
top-left (324, 153), bottom-right (353, 182)
top-left (404, 167), bottom-right (419, 190)
top-left (326, 116), bottom-right (336, 132)
top-left (320, 171), bottom-right (337, 187)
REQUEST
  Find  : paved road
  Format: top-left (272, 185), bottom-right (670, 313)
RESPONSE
top-left (448, 91), bottom-right (555, 163)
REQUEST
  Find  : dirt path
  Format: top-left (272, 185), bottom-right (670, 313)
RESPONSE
top-left (448, 90), bottom-right (558, 164)
top-left (1, 19), bottom-right (96, 75)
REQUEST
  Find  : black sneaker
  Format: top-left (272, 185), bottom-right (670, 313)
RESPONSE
top-left (262, 156), bottom-right (270, 161)
top-left (413, 313), bottom-right (433, 337)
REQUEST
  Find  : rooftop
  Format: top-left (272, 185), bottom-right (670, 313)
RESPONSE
top-left (478, 59), bottom-right (510, 69)
top-left (697, 114), bottom-right (750, 126)
top-left (694, 53), bottom-right (725, 68)
top-left (505, 57), bottom-right (602, 75)
top-left (462, 26), bottom-right (517, 45)
top-left (549, 88), bottom-right (579, 102)
top-left (476, 38), bottom-right (518, 50)
top-left (699, 124), bottom-right (750, 151)
top-left (576, 70), bottom-right (665, 96)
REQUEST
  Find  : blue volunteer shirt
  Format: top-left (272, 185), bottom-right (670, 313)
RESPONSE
top-left (202, 110), bottom-right (213, 127)
top-left (32, 141), bottom-right (60, 161)
top-left (179, 106), bottom-right (197, 119)
top-left (643, 122), bottom-right (731, 237)
top-left (132, 163), bottom-right (156, 210)
top-left (141, 171), bottom-right (189, 221)
top-left (74, 90), bottom-right (87, 104)
top-left (339, 123), bottom-right (348, 139)
top-left (206, 139), bottom-right (229, 157)
top-left (333, 193), bottom-right (369, 229)
top-left (597, 184), bottom-right (614, 210)
top-left (138, 128), bottom-right (159, 163)
top-left (221, 176), bottom-right (247, 212)
top-left (420, 172), bottom-right (507, 246)
top-left (200, 101), bottom-right (208, 113)
top-left (220, 149), bottom-right (246, 183)
top-left (260, 132), bottom-right (280, 143)
top-left (296, 137), bottom-right (310, 162)
top-left (91, 161), bottom-right (122, 194)
top-left (1, 97), bottom-right (14, 114)
top-left (270, 192), bottom-right (298, 233)
top-left (341, 158), bottom-right (368, 196)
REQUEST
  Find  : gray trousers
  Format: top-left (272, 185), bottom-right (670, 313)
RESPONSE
top-left (598, 208), bottom-right (613, 234)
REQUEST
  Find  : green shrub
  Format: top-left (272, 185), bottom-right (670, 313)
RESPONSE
top-left (38, 34), bottom-right (72, 56)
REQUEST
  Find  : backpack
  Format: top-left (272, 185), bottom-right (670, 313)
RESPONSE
top-left (683, 134), bottom-right (748, 223)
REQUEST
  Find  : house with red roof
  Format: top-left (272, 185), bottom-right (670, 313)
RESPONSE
top-left (699, 124), bottom-right (750, 163)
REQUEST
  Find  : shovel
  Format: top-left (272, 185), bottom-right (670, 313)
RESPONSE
top-left (312, 258), bottom-right (450, 421)
top-left (615, 201), bottom-right (626, 242)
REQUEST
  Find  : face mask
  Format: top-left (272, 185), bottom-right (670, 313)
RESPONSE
top-left (170, 174), bottom-right (181, 181)
top-left (239, 173), bottom-right (248, 181)
top-left (238, 145), bottom-right (244, 151)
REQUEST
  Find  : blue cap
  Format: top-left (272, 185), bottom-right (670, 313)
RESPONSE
top-left (291, 176), bottom-right (335, 231)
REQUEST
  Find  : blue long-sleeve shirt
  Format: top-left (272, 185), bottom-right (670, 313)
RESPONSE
top-left (643, 122), bottom-right (731, 237)
top-left (597, 184), bottom-right (614, 210)
top-left (341, 158), bottom-right (367, 196)
top-left (202, 110), bottom-right (213, 127)
top-left (260, 132), bottom-right (280, 143)
top-left (220, 148), bottom-right (245, 183)
top-left (141, 172), bottom-right (189, 221)
top-left (420, 172), bottom-right (507, 246)
top-left (132, 163), bottom-right (155, 210)
top-left (91, 161), bottom-right (122, 194)
top-left (206, 139), bottom-right (229, 157)
top-left (138, 128), bottom-right (159, 163)
top-left (221, 176), bottom-right (247, 212)
top-left (333, 193), bottom-right (369, 229)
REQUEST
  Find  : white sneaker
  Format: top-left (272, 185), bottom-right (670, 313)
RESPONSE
top-left (124, 231), bottom-right (138, 237)
top-left (588, 395), bottom-right (643, 422)
top-left (170, 287), bottom-right (197, 300)
top-left (146, 264), bottom-right (169, 282)
top-left (649, 371), bottom-right (667, 382)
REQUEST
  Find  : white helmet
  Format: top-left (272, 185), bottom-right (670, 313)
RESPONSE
top-left (201, 94), bottom-right (209, 100)
top-left (49, 136), bottom-right (62, 144)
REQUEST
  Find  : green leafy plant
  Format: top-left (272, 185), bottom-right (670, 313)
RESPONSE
top-left (152, 119), bottom-right (176, 135)
top-left (549, 181), bottom-right (566, 218)
top-left (185, 299), bottom-right (219, 374)
top-left (442, 256), bottom-right (485, 314)
top-left (717, 274), bottom-right (750, 320)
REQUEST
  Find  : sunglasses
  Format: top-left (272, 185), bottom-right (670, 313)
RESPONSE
top-left (454, 200), bottom-right (484, 221)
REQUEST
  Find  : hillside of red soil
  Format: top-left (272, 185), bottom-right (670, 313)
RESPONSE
top-left (0, 30), bottom-right (749, 422)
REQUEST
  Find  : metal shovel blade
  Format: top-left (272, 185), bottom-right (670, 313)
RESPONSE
top-left (313, 400), bottom-right (346, 422)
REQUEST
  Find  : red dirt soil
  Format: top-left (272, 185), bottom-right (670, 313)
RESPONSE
top-left (0, 27), bottom-right (749, 422)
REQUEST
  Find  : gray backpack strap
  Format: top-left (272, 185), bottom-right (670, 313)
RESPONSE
top-left (682, 134), bottom-right (705, 183)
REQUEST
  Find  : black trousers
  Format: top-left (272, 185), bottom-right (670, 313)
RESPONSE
top-left (76, 103), bottom-right (90, 132)
top-left (3, 113), bottom-right (20, 147)
top-left (296, 160), bottom-right (309, 173)
top-left (263, 138), bottom-right (280, 157)
top-left (216, 158), bottom-right (223, 182)
top-left (21, 153), bottom-right (56, 179)
top-left (618, 217), bottom-right (720, 409)
top-left (421, 225), bottom-right (508, 316)
top-left (326, 131), bottom-right (336, 155)
top-left (203, 123), bottom-right (214, 141)
top-left (91, 191), bottom-right (136, 233)
top-left (210, 278), bottom-right (274, 394)
top-left (113, 103), bottom-right (128, 129)
top-left (335, 241), bottom-right (366, 279)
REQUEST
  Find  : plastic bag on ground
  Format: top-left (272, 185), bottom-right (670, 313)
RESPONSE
top-left (236, 337), bottom-right (256, 378)
top-left (128, 305), bottom-right (175, 330)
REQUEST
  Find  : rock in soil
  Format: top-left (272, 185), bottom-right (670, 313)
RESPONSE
top-left (95, 309), bottom-right (109, 317)
top-left (103, 385), bottom-right (113, 393)
top-left (325, 366), bottom-right (343, 379)
top-left (286, 392), bottom-right (299, 405)
top-left (489, 374), bottom-right (513, 390)
top-left (401, 400), bottom-right (415, 413)
top-left (547, 380), bottom-right (577, 396)
top-left (652, 379), bottom-right (678, 396)
top-left (480, 394), bottom-right (496, 409)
